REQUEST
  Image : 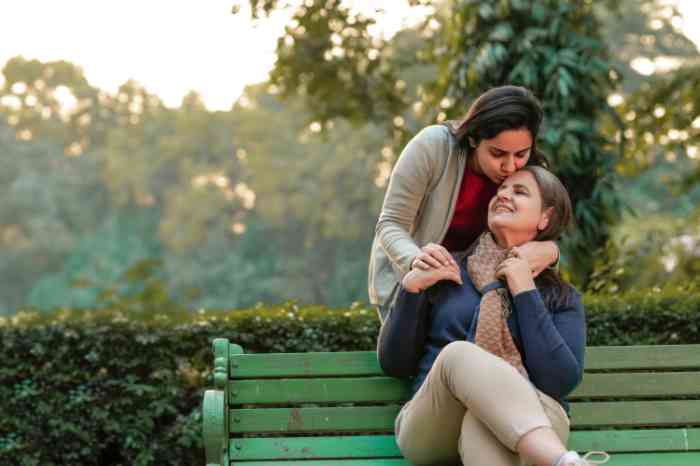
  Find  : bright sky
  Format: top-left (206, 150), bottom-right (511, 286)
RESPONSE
top-left (0, 1), bottom-right (698, 111)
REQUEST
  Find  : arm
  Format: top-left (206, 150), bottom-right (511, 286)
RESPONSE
top-left (375, 126), bottom-right (444, 275)
top-left (512, 289), bottom-right (586, 400)
top-left (514, 241), bottom-right (559, 277)
top-left (376, 287), bottom-right (431, 378)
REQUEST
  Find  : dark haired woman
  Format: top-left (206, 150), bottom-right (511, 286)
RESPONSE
top-left (378, 167), bottom-right (609, 466)
top-left (369, 85), bottom-right (559, 321)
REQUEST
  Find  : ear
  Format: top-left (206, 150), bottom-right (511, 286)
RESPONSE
top-left (538, 207), bottom-right (553, 231)
top-left (468, 137), bottom-right (477, 148)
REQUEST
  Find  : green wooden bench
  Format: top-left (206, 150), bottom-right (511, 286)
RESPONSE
top-left (202, 338), bottom-right (700, 466)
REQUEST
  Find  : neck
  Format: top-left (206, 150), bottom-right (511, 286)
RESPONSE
top-left (490, 229), bottom-right (534, 249)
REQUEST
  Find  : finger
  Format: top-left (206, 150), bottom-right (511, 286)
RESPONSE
top-left (414, 258), bottom-right (433, 271)
top-left (422, 253), bottom-right (444, 269)
top-left (434, 244), bottom-right (454, 267)
top-left (425, 245), bottom-right (452, 267)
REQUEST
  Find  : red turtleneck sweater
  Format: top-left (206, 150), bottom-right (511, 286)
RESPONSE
top-left (441, 167), bottom-right (498, 252)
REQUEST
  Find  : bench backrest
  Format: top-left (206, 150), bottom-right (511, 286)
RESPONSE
top-left (204, 340), bottom-right (700, 465)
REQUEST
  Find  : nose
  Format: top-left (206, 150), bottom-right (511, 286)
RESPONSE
top-left (497, 189), bottom-right (512, 201)
top-left (502, 155), bottom-right (516, 174)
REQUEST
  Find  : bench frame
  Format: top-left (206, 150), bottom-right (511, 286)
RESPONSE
top-left (203, 339), bottom-right (700, 466)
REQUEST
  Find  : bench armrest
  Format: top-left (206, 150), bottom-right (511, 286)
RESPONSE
top-left (203, 389), bottom-right (227, 466)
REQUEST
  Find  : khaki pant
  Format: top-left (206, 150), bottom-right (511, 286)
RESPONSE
top-left (396, 341), bottom-right (570, 466)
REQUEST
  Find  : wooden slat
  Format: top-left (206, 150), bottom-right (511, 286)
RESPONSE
top-left (229, 429), bottom-right (700, 460)
top-left (230, 377), bottom-right (411, 405)
top-left (230, 351), bottom-right (382, 379)
top-left (229, 406), bottom-right (401, 433)
top-left (571, 372), bottom-right (700, 399)
top-left (228, 372), bottom-right (700, 405)
top-left (228, 454), bottom-right (700, 466)
top-left (230, 461), bottom-right (409, 466)
top-left (584, 345), bottom-right (700, 371)
top-left (232, 401), bottom-right (700, 433)
top-left (229, 436), bottom-right (401, 460)
top-left (569, 428), bottom-right (700, 453)
top-left (570, 400), bottom-right (700, 428)
top-left (228, 345), bottom-right (700, 379)
top-left (601, 452), bottom-right (700, 466)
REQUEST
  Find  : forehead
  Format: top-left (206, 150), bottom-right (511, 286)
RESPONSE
top-left (502, 170), bottom-right (537, 188)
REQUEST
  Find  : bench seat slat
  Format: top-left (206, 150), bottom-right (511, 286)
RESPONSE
top-left (230, 435), bottom-right (401, 460)
top-left (229, 429), bottom-right (700, 460)
top-left (230, 406), bottom-right (401, 433)
top-left (229, 453), bottom-right (700, 466)
top-left (571, 372), bottom-right (700, 399)
top-left (231, 352), bottom-right (382, 378)
top-left (569, 428), bottom-right (700, 453)
top-left (231, 377), bottom-right (412, 405)
top-left (571, 400), bottom-right (700, 427)
top-left (584, 345), bottom-right (700, 371)
top-left (229, 401), bottom-right (700, 433)
top-left (599, 452), bottom-right (700, 466)
top-left (230, 372), bottom-right (700, 405)
top-left (228, 345), bottom-right (700, 379)
top-left (229, 460), bottom-right (409, 466)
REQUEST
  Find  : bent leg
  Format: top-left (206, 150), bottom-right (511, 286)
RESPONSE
top-left (395, 368), bottom-right (465, 465)
top-left (397, 341), bottom-right (567, 465)
top-left (460, 411), bottom-right (520, 466)
top-left (433, 341), bottom-right (552, 450)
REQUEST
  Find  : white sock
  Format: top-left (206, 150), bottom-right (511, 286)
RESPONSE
top-left (553, 451), bottom-right (582, 466)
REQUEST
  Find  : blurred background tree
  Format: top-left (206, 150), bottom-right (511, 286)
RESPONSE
top-left (0, 0), bottom-right (699, 314)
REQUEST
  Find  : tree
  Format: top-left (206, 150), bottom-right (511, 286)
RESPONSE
top-left (235, 0), bottom-right (627, 285)
top-left (0, 118), bottom-right (110, 313)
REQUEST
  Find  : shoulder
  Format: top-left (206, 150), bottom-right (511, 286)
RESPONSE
top-left (395, 125), bottom-right (454, 172)
top-left (411, 124), bottom-right (452, 148)
top-left (428, 264), bottom-right (479, 304)
top-left (540, 282), bottom-right (582, 313)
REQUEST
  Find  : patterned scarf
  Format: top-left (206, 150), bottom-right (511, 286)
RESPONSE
top-left (467, 232), bottom-right (529, 379)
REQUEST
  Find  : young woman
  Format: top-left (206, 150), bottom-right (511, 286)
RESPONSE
top-left (377, 167), bottom-right (609, 466)
top-left (369, 86), bottom-right (560, 321)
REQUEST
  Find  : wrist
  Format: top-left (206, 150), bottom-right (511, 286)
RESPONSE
top-left (509, 277), bottom-right (536, 295)
top-left (402, 271), bottom-right (423, 293)
top-left (550, 242), bottom-right (560, 266)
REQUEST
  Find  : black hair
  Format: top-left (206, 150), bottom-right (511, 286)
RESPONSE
top-left (451, 85), bottom-right (548, 167)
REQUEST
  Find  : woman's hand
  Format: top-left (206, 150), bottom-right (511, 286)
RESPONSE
top-left (496, 251), bottom-right (536, 295)
top-left (411, 243), bottom-right (457, 271)
top-left (403, 261), bottom-right (462, 293)
top-left (511, 240), bottom-right (559, 277)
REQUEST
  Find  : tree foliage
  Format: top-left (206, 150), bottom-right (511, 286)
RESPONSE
top-left (1, 0), bottom-right (699, 311)
top-left (237, 0), bottom-right (629, 285)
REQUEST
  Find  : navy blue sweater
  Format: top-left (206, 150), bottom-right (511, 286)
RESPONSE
top-left (377, 265), bottom-right (586, 413)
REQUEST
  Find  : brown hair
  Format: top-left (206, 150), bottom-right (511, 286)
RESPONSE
top-left (522, 165), bottom-right (575, 308)
top-left (523, 166), bottom-right (573, 242)
top-left (450, 85), bottom-right (548, 167)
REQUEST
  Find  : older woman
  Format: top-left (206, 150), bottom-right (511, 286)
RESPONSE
top-left (377, 167), bottom-right (608, 466)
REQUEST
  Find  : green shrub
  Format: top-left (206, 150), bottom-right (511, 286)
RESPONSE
top-left (1, 290), bottom-right (699, 465)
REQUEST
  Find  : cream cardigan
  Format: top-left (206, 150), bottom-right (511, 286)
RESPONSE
top-left (368, 124), bottom-right (467, 318)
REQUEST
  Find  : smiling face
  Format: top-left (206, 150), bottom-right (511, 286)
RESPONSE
top-left (487, 170), bottom-right (551, 247)
top-left (471, 128), bottom-right (533, 184)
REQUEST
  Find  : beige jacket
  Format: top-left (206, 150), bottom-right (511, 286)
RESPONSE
top-left (368, 124), bottom-right (467, 317)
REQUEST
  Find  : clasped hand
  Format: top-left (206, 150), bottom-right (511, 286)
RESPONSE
top-left (404, 244), bottom-right (535, 295)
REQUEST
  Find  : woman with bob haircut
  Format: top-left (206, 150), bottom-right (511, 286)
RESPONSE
top-left (378, 166), bottom-right (609, 466)
top-left (369, 85), bottom-right (561, 321)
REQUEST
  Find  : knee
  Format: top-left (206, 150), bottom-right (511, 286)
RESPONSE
top-left (436, 341), bottom-right (476, 367)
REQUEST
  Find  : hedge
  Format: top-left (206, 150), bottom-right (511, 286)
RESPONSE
top-left (1, 289), bottom-right (699, 465)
